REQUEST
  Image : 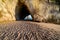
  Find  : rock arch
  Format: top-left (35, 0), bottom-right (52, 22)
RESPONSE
top-left (15, 1), bottom-right (32, 20)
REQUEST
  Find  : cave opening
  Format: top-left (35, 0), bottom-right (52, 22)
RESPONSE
top-left (15, 3), bottom-right (33, 21)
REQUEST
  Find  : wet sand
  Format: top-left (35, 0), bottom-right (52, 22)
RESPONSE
top-left (0, 21), bottom-right (60, 40)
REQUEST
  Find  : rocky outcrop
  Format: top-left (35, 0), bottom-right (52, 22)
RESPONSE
top-left (22, 0), bottom-right (60, 24)
top-left (0, 0), bottom-right (17, 22)
top-left (0, 0), bottom-right (60, 24)
top-left (18, 0), bottom-right (60, 24)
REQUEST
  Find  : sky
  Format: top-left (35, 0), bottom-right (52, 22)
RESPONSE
top-left (24, 15), bottom-right (33, 20)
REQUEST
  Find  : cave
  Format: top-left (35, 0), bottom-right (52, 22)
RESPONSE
top-left (15, 3), bottom-right (32, 21)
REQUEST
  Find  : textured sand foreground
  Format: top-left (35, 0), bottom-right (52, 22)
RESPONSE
top-left (0, 21), bottom-right (60, 40)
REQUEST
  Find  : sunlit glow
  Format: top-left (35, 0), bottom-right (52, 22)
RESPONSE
top-left (24, 15), bottom-right (32, 20)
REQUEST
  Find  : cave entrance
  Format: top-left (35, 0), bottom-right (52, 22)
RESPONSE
top-left (15, 3), bottom-right (33, 21)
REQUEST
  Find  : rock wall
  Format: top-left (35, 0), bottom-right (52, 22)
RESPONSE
top-left (0, 0), bottom-right (17, 22)
top-left (0, 0), bottom-right (60, 24)
top-left (22, 0), bottom-right (60, 24)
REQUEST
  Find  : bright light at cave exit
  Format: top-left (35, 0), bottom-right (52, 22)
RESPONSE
top-left (24, 15), bottom-right (32, 20)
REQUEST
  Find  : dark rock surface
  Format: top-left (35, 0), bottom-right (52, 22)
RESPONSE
top-left (0, 21), bottom-right (59, 40)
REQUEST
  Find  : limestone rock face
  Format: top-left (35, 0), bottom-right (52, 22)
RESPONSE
top-left (0, 0), bottom-right (60, 24)
top-left (21, 0), bottom-right (60, 24)
top-left (0, 0), bottom-right (17, 22)
top-left (16, 0), bottom-right (60, 24)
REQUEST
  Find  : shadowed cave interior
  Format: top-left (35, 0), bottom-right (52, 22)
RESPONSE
top-left (15, 3), bottom-right (33, 21)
